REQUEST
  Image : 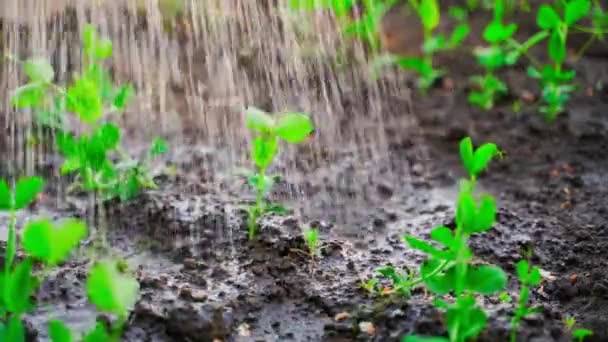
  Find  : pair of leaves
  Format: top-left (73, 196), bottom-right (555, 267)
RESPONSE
top-left (303, 228), bottom-right (319, 255)
top-left (83, 24), bottom-right (113, 60)
top-left (56, 123), bottom-right (121, 174)
top-left (483, 21), bottom-right (517, 44)
top-left (537, 0), bottom-right (591, 29)
top-left (246, 108), bottom-right (314, 143)
top-left (420, 259), bottom-right (507, 295)
top-left (405, 226), bottom-right (459, 261)
top-left (422, 24), bottom-right (471, 54)
top-left (22, 219), bottom-right (87, 266)
top-left (446, 295), bottom-right (488, 341)
top-left (515, 260), bottom-right (542, 286)
top-left (459, 137), bottom-right (500, 179)
top-left (0, 177), bottom-right (45, 211)
top-left (456, 188), bottom-right (496, 234)
top-left (86, 260), bottom-right (139, 319)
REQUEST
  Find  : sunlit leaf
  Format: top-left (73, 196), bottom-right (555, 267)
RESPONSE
top-left (14, 176), bottom-right (44, 210)
top-left (24, 57), bottom-right (55, 83)
top-left (48, 320), bottom-right (74, 342)
top-left (22, 219), bottom-right (87, 266)
top-left (86, 260), bottom-right (139, 318)
top-left (275, 113), bottom-right (314, 143)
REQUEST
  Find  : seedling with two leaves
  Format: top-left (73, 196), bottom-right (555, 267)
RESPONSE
top-left (403, 137), bottom-right (506, 342)
top-left (391, 0), bottom-right (470, 90)
top-left (10, 24), bottom-right (168, 202)
top-left (564, 316), bottom-right (594, 342)
top-left (528, 0), bottom-right (591, 121)
top-left (509, 260), bottom-right (542, 342)
top-left (469, 0), bottom-right (548, 109)
top-left (0, 176), bottom-right (87, 341)
top-left (244, 107), bottom-right (313, 239)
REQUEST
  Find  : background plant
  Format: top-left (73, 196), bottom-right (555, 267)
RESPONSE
top-left (391, 0), bottom-right (469, 90)
top-left (403, 137), bottom-right (506, 342)
top-left (527, 0), bottom-right (591, 121)
top-left (244, 107), bottom-right (313, 239)
top-left (10, 24), bottom-right (168, 202)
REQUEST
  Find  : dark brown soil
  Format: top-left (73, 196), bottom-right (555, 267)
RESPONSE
top-left (2, 2), bottom-right (608, 342)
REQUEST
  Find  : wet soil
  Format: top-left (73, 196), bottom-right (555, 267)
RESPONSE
top-left (2, 2), bottom-right (608, 342)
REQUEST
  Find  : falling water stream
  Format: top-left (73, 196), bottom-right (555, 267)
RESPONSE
top-left (0, 0), bottom-right (422, 229)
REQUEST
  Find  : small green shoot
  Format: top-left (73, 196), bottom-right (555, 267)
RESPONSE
top-left (360, 278), bottom-right (380, 295)
top-left (376, 265), bottom-right (414, 297)
top-left (303, 228), bottom-right (320, 257)
top-left (244, 107), bottom-right (313, 239)
top-left (564, 316), bottom-right (577, 330)
top-left (528, 0), bottom-right (591, 120)
top-left (510, 260), bottom-right (542, 342)
top-left (403, 137), bottom-right (505, 342)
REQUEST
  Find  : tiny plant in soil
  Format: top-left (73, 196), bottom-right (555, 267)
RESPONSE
top-left (393, 0), bottom-right (470, 90)
top-left (10, 24), bottom-right (168, 202)
top-left (510, 260), bottom-right (542, 342)
top-left (303, 228), bottom-right (320, 258)
top-left (403, 136), bottom-right (506, 342)
top-left (527, 0), bottom-right (591, 121)
top-left (244, 107), bottom-right (313, 239)
top-left (376, 265), bottom-right (415, 297)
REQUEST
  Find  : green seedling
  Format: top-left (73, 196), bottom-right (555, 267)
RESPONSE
top-left (528, 0), bottom-right (591, 120)
top-left (392, 0), bottom-right (470, 90)
top-left (510, 260), bottom-right (542, 342)
top-left (376, 265), bottom-right (415, 297)
top-left (244, 107), bottom-right (313, 239)
top-left (10, 24), bottom-right (168, 201)
top-left (360, 278), bottom-right (380, 295)
top-left (303, 228), bottom-right (320, 257)
top-left (572, 328), bottom-right (593, 342)
top-left (564, 316), bottom-right (577, 330)
top-left (289, 0), bottom-right (400, 51)
top-left (48, 259), bottom-right (140, 342)
top-left (469, 0), bottom-right (548, 109)
top-left (0, 176), bottom-right (88, 342)
top-left (404, 137), bottom-right (505, 342)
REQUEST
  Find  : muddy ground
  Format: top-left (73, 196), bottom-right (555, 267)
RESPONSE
top-left (1, 2), bottom-right (608, 342)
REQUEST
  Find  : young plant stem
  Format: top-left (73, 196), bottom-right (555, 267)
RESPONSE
top-left (249, 167), bottom-right (266, 240)
top-left (510, 284), bottom-right (530, 342)
top-left (3, 206), bottom-right (17, 320)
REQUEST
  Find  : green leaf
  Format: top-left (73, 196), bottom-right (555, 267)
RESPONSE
top-left (404, 236), bottom-right (454, 260)
top-left (113, 84), bottom-right (133, 109)
top-left (14, 176), bottom-right (44, 210)
top-left (515, 260), bottom-right (530, 280)
top-left (94, 38), bottom-right (113, 59)
top-left (472, 143), bottom-right (499, 176)
top-left (537, 5), bottom-right (561, 30)
top-left (86, 260), bottom-right (139, 318)
top-left (528, 267), bottom-right (542, 286)
top-left (5, 316), bottom-right (25, 342)
top-left (150, 138), bottom-right (169, 156)
top-left (548, 28), bottom-right (566, 65)
top-left (83, 24), bottom-right (97, 56)
top-left (421, 260), bottom-right (455, 294)
top-left (0, 180), bottom-right (11, 210)
top-left (527, 66), bottom-right (542, 79)
top-left (93, 123), bottom-right (121, 151)
top-left (470, 195), bottom-right (496, 233)
top-left (22, 219), bottom-right (87, 265)
top-left (245, 107), bottom-right (275, 133)
top-left (403, 336), bottom-right (449, 342)
top-left (418, 0), bottom-right (440, 30)
top-left (67, 77), bottom-right (103, 123)
top-left (275, 113), bottom-right (314, 143)
top-left (82, 323), bottom-right (111, 342)
top-left (252, 136), bottom-right (278, 169)
top-left (572, 328), bottom-right (593, 339)
top-left (456, 190), bottom-right (476, 231)
top-left (6, 258), bottom-right (36, 314)
top-left (430, 226), bottom-right (454, 247)
top-left (565, 0), bottom-right (591, 25)
top-left (48, 320), bottom-right (74, 342)
top-left (466, 265), bottom-right (507, 294)
top-left (12, 83), bottom-right (46, 109)
top-left (459, 137), bottom-right (475, 177)
top-left (446, 303), bottom-right (487, 340)
top-left (449, 23), bottom-right (470, 47)
top-left (24, 57), bottom-right (55, 83)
